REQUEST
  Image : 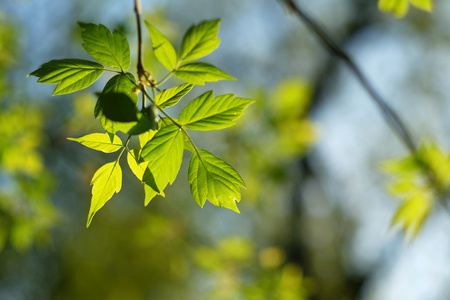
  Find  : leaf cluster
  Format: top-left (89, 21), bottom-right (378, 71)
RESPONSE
top-left (30, 20), bottom-right (252, 226)
top-left (382, 143), bottom-right (450, 238)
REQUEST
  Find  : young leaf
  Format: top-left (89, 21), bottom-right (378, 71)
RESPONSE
top-left (87, 161), bottom-right (122, 227)
top-left (29, 59), bottom-right (104, 95)
top-left (410, 0), bottom-right (433, 11)
top-left (188, 149), bottom-right (245, 212)
top-left (155, 83), bottom-right (193, 109)
top-left (179, 19), bottom-right (221, 62)
top-left (79, 22), bottom-right (130, 70)
top-left (140, 124), bottom-right (184, 204)
top-left (95, 73), bottom-right (138, 122)
top-left (127, 149), bottom-right (160, 194)
top-left (174, 62), bottom-right (235, 85)
top-left (68, 133), bottom-right (122, 153)
top-left (391, 193), bottom-right (433, 239)
top-left (179, 91), bottom-right (254, 131)
top-left (139, 130), bottom-right (157, 149)
top-left (378, 0), bottom-right (432, 17)
top-left (127, 149), bottom-right (148, 180)
top-left (144, 21), bottom-right (177, 71)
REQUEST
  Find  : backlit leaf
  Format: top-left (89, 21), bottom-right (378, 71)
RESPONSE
top-left (87, 161), bottom-right (122, 227)
top-left (95, 73), bottom-right (138, 122)
top-left (179, 91), bottom-right (254, 131)
top-left (144, 21), bottom-right (177, 71)
top-left (139, 129), bottom-right (157, 149)
top-left (68, 133), bottom-right (122, 153)
top-left (155, 83), bottom-right (193, 109)
top-left (127, 149), bottom-right (160, 194)
top-left (391, 192), bottom-right (433, 239)
top-left (175, 62), bottom-right (235, 85)
top-left (79, 22), bottom-right (130, 70)
top-left (378, 0), bottom-right (433, 17)
top-left (188, 149), bottom-right (245, 212)
top-left (29, 59), bottom-right (104, 95)
top-left (179, 19), bottom-right (221, 61)
top-left (140, 124), bottom-right (184, 204)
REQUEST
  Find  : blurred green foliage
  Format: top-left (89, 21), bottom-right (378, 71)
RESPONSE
top-left (383, 143), bottom-right (450, 238)
top-left (192, 237), bottom-right (310, 300)
top-left (0, 14), bottom-right (59, 253)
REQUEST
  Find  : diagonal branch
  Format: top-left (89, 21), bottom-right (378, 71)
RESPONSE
top-left (279, 0), bottom-right (417, 153)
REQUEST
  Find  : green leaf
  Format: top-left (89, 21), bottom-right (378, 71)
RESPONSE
top-left (79, 22), bottom-right (130, 70)
top-left (179, 19), bottom-right (221, 61)
top-left (94, 73), bottom-right (154, 135)
top-left (179, 91), bottom-right (254, 131)
top-left (378, 0), bottom-right (432, 17)
top-left (188, 149), bottom-right (245, 212)
top-left (410, 0), bottom-right (433, 11)
top-left (68, 133), bottom-right (122, 153)
top-left (144, 21), bottom-right (177, 71)
top-left (155, 83), bottom-right (193, 109)
top-left (127, 149), bottom-right (160, 194)
top-left (174, 62), bottom-right (235, 85)
top-left (378, 0), bottom-right (409, 17)
top-left (127, 149), bottom-right (148, 180)
top-left (29, 59), bottom-right (104, 95)
top-left (140, 124), bottom-right (184, 204)
top-left (87, 161), bottom-right (122, 227)
top-left (391, 192), bottom-right (433, 239)
top-left (99, 112), bottom-right (155, 136)
top-left (139, 130), bottom-right (157, 149)
top-left (95, 73), bottom-right (138, 122)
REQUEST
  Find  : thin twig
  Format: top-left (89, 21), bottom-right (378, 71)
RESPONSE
top-left (280, 0), bottom-right (417, 153)
top-left (134, 0), bottom-right (146, 81)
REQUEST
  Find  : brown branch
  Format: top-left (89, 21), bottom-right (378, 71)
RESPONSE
top-left (280, 0), bottom-right (417, 154)
top-left (134, 0), bottom-right (146, 82)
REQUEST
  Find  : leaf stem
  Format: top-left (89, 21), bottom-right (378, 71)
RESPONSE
top-left (141, 88), bottom-right (180, 128)
top-left (104, 69), bottom-right (124, 74)
top-left (141, 89), bottom-right (146, 110)
top-left (156, 72), bottom-right (174, 87)
top-left (118, 136), bottom-right (132, 160)
top-left (142, 88), bottom-right (199, 155)
top-left (279, 0), bottom-right (417, 154)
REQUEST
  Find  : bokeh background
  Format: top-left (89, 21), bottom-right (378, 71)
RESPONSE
top-left (1, 0), bottom-right (450, 299)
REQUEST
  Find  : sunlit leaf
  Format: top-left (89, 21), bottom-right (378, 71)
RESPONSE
top-left (139, 129), bottom-right (157, 149)
top-left (410, 0), bottom-right (433, 11)
top-left (174, 62), bottom-right (235, 85)
top-left (155, 83), bottom-right (193, 109)
top-left (68, 133), bottom-right (123, 153)
top-left (391, 193), bottom-right (433, 239)
top-left (29, 59), bottom-right (104, 95)
top-left (87, 161), bottom-right (122, 227)
top-left (79, 22), bottom-right (130, 70)
top-left (144, 21), bottom-right (177, 71)
top-left (127, 149), bottom-right (148, 180)
top-left (140, 124), bottom-right (184, 204)
top-left (127, 149), bottom-right (160, 194)
top-left (179, 91), bottom-right (254, 131)
top-left (188, 149), bottom-right (245, 212)
top-left (378, 0), bottom-right (433, 17)
top-left (179, 19), bottom-right (221, 61)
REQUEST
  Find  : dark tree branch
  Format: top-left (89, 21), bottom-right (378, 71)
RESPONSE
top-left (280, 0), bottom-right (417, 153)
